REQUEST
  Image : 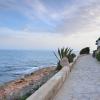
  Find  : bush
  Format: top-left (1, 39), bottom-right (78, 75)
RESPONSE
top-left (54, 47), bottom-right (76, 70)
top-left (96, 52), bottom-right (100, 61)
top-left (68, 53), bottom-right (76, 63)
top-left (56, 61), bottom-right (62, 70)
top-left (92, 50), bottom-right (97, 57)
top-left (80, 47), bottom-right (90, 55)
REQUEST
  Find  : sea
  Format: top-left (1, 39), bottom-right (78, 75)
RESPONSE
top-left (0, 50), bottom-right (57, 85)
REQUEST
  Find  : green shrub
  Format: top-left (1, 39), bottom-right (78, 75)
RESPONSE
top-left (80, 47), bottom-right (90, 55)
top-left (96, 52), bottom-right (100, 61)
top-left (68, 53), bottom-right (76, 63)
top-left (92, 50), bottom-right (97, 57)
top-left (54, 47), bottom-right (76, 70)
top-left (56, 61), bottom-right (62, 70)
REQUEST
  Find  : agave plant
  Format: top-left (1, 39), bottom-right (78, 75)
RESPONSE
top-left (54, 47), bottom-right (76, 70)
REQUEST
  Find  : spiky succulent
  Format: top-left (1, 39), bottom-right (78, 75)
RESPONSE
top-left (54, 47), bottom-right (76, 70)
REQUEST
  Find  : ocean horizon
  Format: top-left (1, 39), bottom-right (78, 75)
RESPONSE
top-left (0, 50), bottom-right (57, 85)
top-left (0, 49), bottom-right (79, 85)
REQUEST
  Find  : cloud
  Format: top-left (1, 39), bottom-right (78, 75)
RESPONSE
top-left (57, 0), bottom-right (100, 34)
top-left (0, 0), bottom-right (88, 27)
top-left (0, 27), bottom-right (66, 50)
top-left (0, 0), bottom-right (55, 31)
top-left (0, 0), bottom-right (100, 50)
top-left (1, 0), bottom-right (100, 31)
top-left (0, 27), bottom-right (99, 50)
top-left (0, 0), bottom-right (55, 26)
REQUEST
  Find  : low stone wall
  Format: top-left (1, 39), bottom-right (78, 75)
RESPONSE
top-left (27, 57), bottom-right (78, 100)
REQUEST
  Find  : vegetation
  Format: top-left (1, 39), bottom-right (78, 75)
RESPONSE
top-left (56, 61), bottom-right (62, 70)
top-left (98, 37), bottom-right (100, 40)
top-left (92, 50), bottom-right (97, 57)
top-left (54, 47), bottom-right (76, 70)
top-left (96, 52), bottom-right (100, 61)
top-left (80, 47), bottom-right (90, 55)
top-left (19, 93), bottom-right (31, 100)
top-left (92, 37), bottom-right (100, 62)
top-left (96, 37), bottom-right (100, 45)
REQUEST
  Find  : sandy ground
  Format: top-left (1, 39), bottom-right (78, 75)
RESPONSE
top-left (54, 55), bottom-right (100, 100)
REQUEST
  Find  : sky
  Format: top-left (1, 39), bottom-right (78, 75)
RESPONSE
top-left (0, 0), bottom-right (100, 51)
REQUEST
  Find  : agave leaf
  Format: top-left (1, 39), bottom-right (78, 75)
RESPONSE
top-left (60, 48), bottom-right (62, 59)
top-left (65, 48), bottom-right (69, 56)
top-left (63, 48), bottom-right (65, 57)
top-left (53, 51), bottom-right (60, 61)
top-left (65, 48), bottom-right (68, 53)
top-left (64, 48), bottom-right (66, 57)
top-left (63, 48), bottom-right (66, 57)
top-left (68, 50), bottom-right (71, 55)
top-left (70, 49), bottom-right (73, 53)
top-left (58, 48), bottom-right (61, 59)
top-left (67, 48), bottom-right (70, 54)
top-left (61, 48), bottom-right (64, 59)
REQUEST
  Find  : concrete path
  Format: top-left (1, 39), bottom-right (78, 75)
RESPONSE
top-left (53, 55), bottom-right (100, 100)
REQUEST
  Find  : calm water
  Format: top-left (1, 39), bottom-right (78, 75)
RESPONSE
top-left (0, 50), bottom-right (57, 85)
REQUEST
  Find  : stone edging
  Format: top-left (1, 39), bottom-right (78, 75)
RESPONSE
top-left (26, 57), bottom-right (78, 100)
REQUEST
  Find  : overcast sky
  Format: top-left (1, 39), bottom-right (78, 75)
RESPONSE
top-left (0, 0), bottom-right (100, 50)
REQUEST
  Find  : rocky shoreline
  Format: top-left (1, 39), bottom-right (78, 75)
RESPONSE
top-left (0, 67), bottom-right (57, 100)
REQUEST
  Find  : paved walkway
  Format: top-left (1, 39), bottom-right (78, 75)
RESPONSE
top-left (54, 55), bottom-right (100, 100)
